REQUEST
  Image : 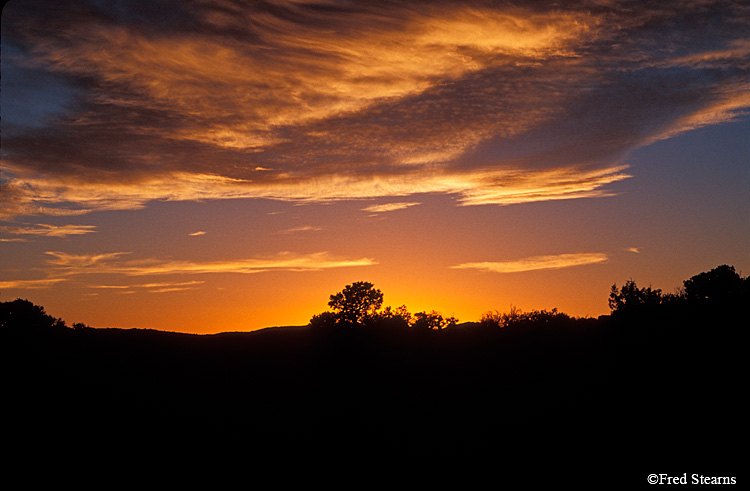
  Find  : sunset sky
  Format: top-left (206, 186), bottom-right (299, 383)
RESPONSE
top-left (2, 0), bottom-right (748, 333)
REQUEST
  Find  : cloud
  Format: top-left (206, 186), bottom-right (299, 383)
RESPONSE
top-left (89, 280), bottom-right (206, 293)
top-left (43, 251), bottom-right (375, 276)
top-left (1, 251), bottom-right (375, 291)
top-left (0, 278), bottom-right (67, 289)
top-left (277, 226), bottom-right (324, 234)
top-left (5, 2), bottom-right (592, 150)
top-left (1, 1), bottom-right (747, 219)
top-left (362, 202), bottom-right (420, 213)
top-left (626, 247), bottom-right (640, 254)
top-left (0, 223), bottom-right (97, 238)
top-left (90, 280), bottom-right (204, 289)
top-left (44, 251), bottom-right (131, 270)
top-left (188, 231), bottom-right (206, 236)
top-left (452, 253), bottom-right (609, 274)
top-left (1, 163), bottom-right (631, 218)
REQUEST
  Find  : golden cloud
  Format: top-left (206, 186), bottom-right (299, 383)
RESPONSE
top-left (362, 202), bottom-right (421, 213)
top-left (1, 163), bottom-right (631, 218)
top-left (43, 251), bottom-right (376, 276)
top-left (452, 252), bottom-right (610, 274)
top-left (0, 278), bottom-right (68, 289)
top-left (0, 223), bottom-right (97, 238)
top-left (22, 5), bottom-right (594, 153)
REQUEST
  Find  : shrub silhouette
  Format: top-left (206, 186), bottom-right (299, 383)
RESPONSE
top-left (411, 310), bottom-right (457, 330)
top-left (0, 298), bottom-right (67, 331)
top-left (608, 279), bottom-right (663, 316)
top-left (480, 306), bottom-right (569, 328)
top-left (375, 304), bottom-right (412, 329)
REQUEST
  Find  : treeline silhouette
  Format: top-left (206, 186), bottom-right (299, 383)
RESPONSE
top-left (2, 265), bottom-right (745, 481)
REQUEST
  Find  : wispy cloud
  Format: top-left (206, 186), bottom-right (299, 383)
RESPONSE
top-left (452, 253), bottom-right (609, 274)
top-left (45, 251), bottom-right (131, 270)
top-left (89, 280), bottom-right (206, 293)
top-left (0, 278), bottom-right (67, 289)
top-left (362, 202), bottom-right (420, 213)
top-left (10, 4), bottom-right (589, 152)
top-left (188, 231), bottom-right (206, 236)
top-left (43, 251), bottom-right (375, 276)
top-left (276, 226), bottom-right (324, 234)
top-left (626, 247), bottom-right (640, 254)
top-left (1, 251), bottom-right (375, 291)
top-left (0, 164), bottom-right (631, 218)
top-left (0, 223), bottom-right (97, 237)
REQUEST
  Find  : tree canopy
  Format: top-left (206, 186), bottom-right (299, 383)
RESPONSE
top-left (312, 281), bottom-right (457, 330)
top-left (327, 281), bottom-right (384, 325)
top-left (608, 264), bottom-right (749, 317)
top-left (0, 298), bottom-right (68, 331)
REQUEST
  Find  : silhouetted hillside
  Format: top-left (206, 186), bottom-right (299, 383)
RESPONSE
top-left (2, 265), bottom-right (745, 484)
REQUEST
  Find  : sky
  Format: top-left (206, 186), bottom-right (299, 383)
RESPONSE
top-left (1, 0), bottom-right (748, 334)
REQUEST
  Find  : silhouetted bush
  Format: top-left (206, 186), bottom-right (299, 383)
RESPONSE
top-left (608, 279), bottom-right (664, 317)
top-left (683, 264), bottom-right (746, 308)
top-left (480, 306), bottom-right (569, 328)
top-left (0, 298), bottom-right (67, 331)
top-left (411, 310), bottom-right (457, 330)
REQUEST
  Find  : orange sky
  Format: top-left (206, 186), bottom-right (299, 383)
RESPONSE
top-left (2, 0), bottom-right (748, 333)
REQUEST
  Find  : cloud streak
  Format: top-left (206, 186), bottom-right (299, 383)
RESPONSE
top-left (0, 278), bottom-right (68, 289)
top-left (0, 223), bottom-right (97, 238)
top-left (1, 251), bottom-right (375, 291)
top-left (362, 202), bottom-right (420, 213)
top-left (276, 226), bottom-right (324, 234)
top-left (89, 280), bottom-right (206, 293)
top-left (0, 164), bottom-right (631, 218)
top-left (43, 251), bottom-right (376, 277)
top-left (452, 253), bottom-right (610, 274)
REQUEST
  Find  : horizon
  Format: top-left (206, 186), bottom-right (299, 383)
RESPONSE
top-left (2, 0), bottom-right (748, 334)
top-left (3, 262), bottom-right (745, 334)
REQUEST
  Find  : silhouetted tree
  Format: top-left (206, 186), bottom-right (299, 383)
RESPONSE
top-left (327, 281), bottom-right (384, 326)
top-left (376, 305), bottom-right (412, 328)
top-left (412, 310), bottom-right (457, 330)
top-left (0, 298), bottom-right (67, 331)
top-left (683, 264), bottom-right (744, 307)
top-left (608, 279), bottom-right (663, 316)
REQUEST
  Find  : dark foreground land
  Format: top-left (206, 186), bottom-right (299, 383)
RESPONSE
top-left (1, 286), bottom-right (744, 485)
